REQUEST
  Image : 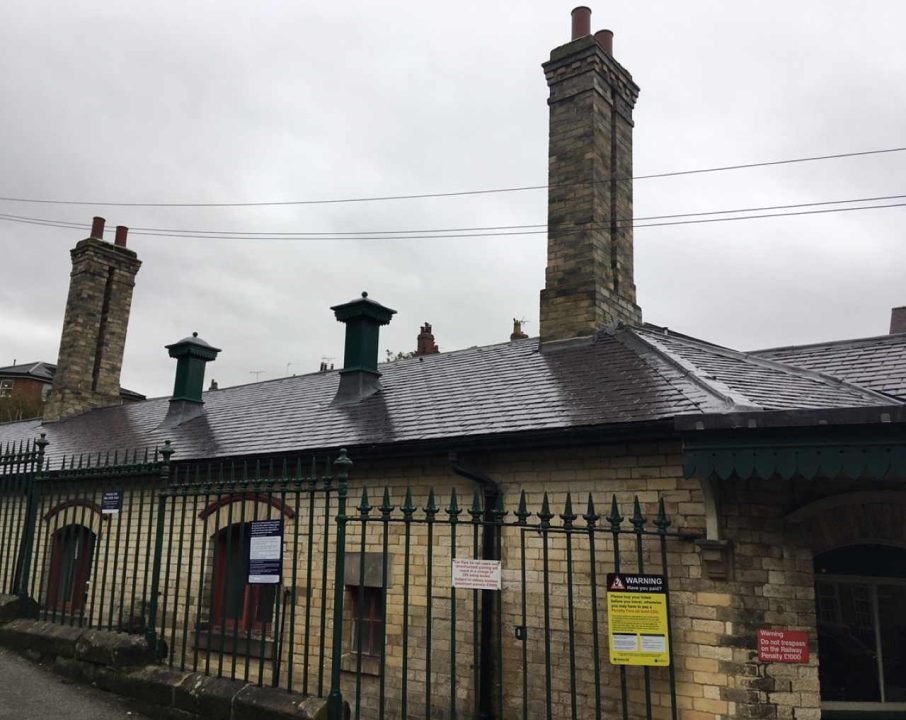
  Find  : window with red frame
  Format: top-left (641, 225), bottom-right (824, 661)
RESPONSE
top-left (347, 586), bottom-right (383, 656)
top-left (212, 523), bottom-right (276, 633)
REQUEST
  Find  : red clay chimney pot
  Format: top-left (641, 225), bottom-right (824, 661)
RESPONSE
top-left (571, 6), bottom-right (592, 40)
top-left (595, 29), bottom-right (614, 54)
top-left (115, 225), bottom-right (128, 247)
top-left (90, 216), bottom-right (106, 239)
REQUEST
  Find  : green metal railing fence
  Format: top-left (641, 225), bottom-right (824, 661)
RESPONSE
top-left (1, 438), bottom-right (683, 719)
top-left (28, 445), bottom-right (171, 631)
top-left (146, 453), bottom-right (344, 695)
top-left (0, 438), bottom-right (172, 629)
top-left (0, 436), bottom-right (45, 598)
top-left (323, 481), bottom-right (682, 720)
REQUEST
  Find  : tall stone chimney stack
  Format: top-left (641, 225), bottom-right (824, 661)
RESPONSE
top-left (539, 7), bottom-right (642, 345)
top-left (44, 218), bottom-right (141, 422)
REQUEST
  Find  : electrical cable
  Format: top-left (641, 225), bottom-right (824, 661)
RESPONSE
top-left (0, 147), bottom-right (904, 208)
top-left (2, 197), bottom-right (906, 241)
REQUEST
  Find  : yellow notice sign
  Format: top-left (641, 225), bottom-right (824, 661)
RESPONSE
top-left (606, 573), bottom-right (670, 666)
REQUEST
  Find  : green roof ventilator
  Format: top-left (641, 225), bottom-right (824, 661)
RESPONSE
top-left (159, 332), bottom-right (221, 427)
top-left (331, 292), bottom-right (396, 406)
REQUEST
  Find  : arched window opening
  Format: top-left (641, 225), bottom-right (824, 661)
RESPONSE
top-left (815, 544), bottom-right (906, 711)
top-left (212, 523), bottom-right (277, 634)
top-left (47, 525), bottom-right (96, 614)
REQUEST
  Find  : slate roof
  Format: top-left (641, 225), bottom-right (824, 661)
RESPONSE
top-left (0, 325), bottom-right (900, 465)
top-left (632, 326), bottom-right (897, 410)
top-left (752, 333), bottom-right (906, 400)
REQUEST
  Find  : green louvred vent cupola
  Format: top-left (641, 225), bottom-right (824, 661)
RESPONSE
top-left (166, 332), bottom-right (221, 404)
top-left (331, 291), bottom-right (396, 405)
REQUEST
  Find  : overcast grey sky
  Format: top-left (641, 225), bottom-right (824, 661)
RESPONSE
top-left (2, 1), bottom-right (905, 398)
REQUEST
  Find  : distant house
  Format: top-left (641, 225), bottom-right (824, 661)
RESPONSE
top-left (0, 8), bottom-right (905, 720)
top-left (0, 362), bottom-right (56, 406)
top-left (0, 360), bottom-right (144, 421)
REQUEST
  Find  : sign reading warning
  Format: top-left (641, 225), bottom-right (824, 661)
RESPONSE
top-left (757, 629), bottom-right (809, 663)
top-left (606, 573), bottom-right (670, 666)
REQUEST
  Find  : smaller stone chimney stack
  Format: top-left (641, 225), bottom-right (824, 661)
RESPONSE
top-left (891, 306), bottom-right (906, 334)
top-left (415, 323), bottom-right (439, 356)
top-left (44, 217), bottom-right (142, 422)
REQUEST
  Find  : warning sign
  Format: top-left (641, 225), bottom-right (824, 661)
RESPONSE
top-left (606, 573), bottom-right (670, 667)
top-left (452, 559), bottom-right (501, 590)
top-left (757, 629), bottom-right (809, 663)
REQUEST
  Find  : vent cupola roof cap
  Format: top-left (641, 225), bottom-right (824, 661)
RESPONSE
top-left (165, 331), bottom-right (221, 404)
top-left (330, 292), bottom-right (396, 405)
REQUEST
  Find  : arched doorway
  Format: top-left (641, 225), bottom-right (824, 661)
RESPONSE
top-left (46, 524), bottom-right (96, 614)
top-left (211, 523), bottom-right (277, 633)
top-left (815, 544), bottom-right (906, 717)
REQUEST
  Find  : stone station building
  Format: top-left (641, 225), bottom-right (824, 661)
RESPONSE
top-left (1, 7), bottom-right (905, 720)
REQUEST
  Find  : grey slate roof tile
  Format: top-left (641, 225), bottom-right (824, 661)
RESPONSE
top-left (629, 326), bottom-right (897, 411)
top-left (752, 333), bottom-right (906, 399)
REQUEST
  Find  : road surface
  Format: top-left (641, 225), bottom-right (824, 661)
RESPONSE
top-left (0, 646), bottom-right (151, 719)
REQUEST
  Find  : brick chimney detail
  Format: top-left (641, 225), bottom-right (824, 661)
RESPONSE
top-left (539, 8), bottom-right (642, 345)
top-left (44, 220), bottom-right (142, 422)
top-left (891, 306), bottom-right (906, 334)
top-left (415, 323), bottom-right (439, 356)
top-left (511, 319), bottom-right (528, 340)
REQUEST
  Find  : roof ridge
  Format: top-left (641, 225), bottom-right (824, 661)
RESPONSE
top-left (616, 328), bottom-right (744, 412)
top-left (639, 323), bottom-right (733, 351)
top-left (751, 331), bottom-right (906, 354)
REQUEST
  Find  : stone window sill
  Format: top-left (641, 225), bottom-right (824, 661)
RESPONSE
top-left (340, 651), bottom-right (380, 676)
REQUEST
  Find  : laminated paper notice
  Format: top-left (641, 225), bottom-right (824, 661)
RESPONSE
top-left (606, 573), bottom-right (670, 666)
top-left (452, 559), bottom-right (502, 591)
top-left (248, 519), bottom-right (283, 584)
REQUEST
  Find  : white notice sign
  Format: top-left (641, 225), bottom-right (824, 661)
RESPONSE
top-left (451, 559), bottom-right (501, 590)
top-left (248, 519), bottom-right (283, 584)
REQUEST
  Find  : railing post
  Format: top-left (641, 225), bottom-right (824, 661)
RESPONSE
top-left (145, 441), bottom-right (173, 657)
top-left (15, 434), bottom-right (47, 607)
top-left (327, 449), bottom-right (352, 720)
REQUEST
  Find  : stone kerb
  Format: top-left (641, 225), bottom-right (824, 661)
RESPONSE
top-left (0, 618), bottom-right (330, 720)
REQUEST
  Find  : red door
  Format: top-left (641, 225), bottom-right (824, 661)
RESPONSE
top-left (47, 525), bottom-right (95, 613)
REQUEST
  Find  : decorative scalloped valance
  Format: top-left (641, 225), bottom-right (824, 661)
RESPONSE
top-left (683, 443), bottom-right (906, 482)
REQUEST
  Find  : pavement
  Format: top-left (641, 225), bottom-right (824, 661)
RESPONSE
top-left (0, 646), bottom-right (152, 719)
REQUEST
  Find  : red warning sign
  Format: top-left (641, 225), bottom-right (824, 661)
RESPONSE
top-left (757, 629), bottom-right (809, 663)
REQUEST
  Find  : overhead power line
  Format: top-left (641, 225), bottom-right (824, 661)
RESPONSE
top-left (2, 194), bottom-right (906, 240)
top-left (0, 146), bottom-right (904, 208)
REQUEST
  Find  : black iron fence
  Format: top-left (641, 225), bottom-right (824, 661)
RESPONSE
top-left (0, 438), bottom-right (684, 720)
